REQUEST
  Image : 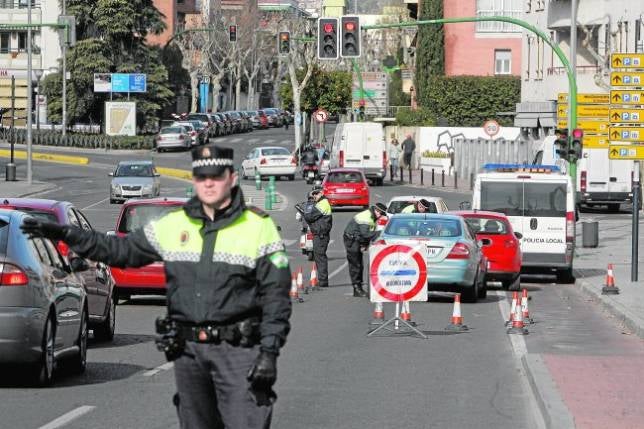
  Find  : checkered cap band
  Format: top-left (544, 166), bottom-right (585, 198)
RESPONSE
top-left (192, 158), bottom-right (235, 168)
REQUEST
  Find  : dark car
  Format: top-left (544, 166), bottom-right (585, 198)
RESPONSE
top-left (0, 199), bottom-right (117, 341)
top-left (207, 113), bottom-right (224, 136)
top-left (0, 209), bottom-right (88, 385)
top-left (263, 108), bottom-right (283, 127)
top-left (186, 113), bottom-right (214, 136)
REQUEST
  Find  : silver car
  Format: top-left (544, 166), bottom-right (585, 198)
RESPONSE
top-left (109, 160), bottom-right (161, 204)
top-left (156, 126), bottom-right (191, 152)
top-left (0, 209), bottom-right (88, 385)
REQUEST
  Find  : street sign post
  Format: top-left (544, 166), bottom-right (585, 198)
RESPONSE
top-left (483, 120), bottom-right (500, 137)
top-left (610, 108), bottom-right (644, 124)
top-left (608, 144), bottom-right (644, 160)
top-left (313, 109), bottom-right (329, 123)
top-left (558, 93), bottom-right (609, 104)
top-left (557, 119), bottom-right (609, 134)
top-left (557, 104), bottom-right (609, 118)
top-left (610, 90), bottom-right (644, 105)
top-left (610, 72), bottom-right (644, 87)
top-left (609, 126), bottom-right (644, 142)
top-left (611, 53), bottom-right (644, 69)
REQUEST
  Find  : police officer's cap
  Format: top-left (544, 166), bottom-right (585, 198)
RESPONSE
top-left (311, 185), bottom-right (323, 194)
top-left (191, 144), bottom-right (234, 177)
top-left (418, 199), bottom-right (431, 209)
top-left (372, 203), bottom-right (387, 215)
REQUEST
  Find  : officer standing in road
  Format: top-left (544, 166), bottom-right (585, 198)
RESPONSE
top-left (343, 203), bottom-right (387, 297)
top-left (301, 187), bottom-right (332, 287)
top-left (401, 198), bottom-right (432, 214)
top-left (21, 145), bottom-right (292, 429)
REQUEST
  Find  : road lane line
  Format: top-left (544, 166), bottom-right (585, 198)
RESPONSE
top-left (82, 198), bottom-right (109, 210)
top-left (38, 406), bottom-right (96, 429)
top-left (143, 361), bottom-right (174, 377)
top-left (328, 261), bottom-right (348, 279)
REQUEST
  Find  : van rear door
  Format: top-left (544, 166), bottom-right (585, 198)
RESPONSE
top-left (521, 179), bottom-right (568, 258)
top-left (343, 125), bottom-right (365, 168)
top-left (583, 149), bottom-right (610, 196)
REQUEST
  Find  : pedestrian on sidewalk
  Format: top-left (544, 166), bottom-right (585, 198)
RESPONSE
top-left (401, 133), bottom-right (416, 170)
top-left (21, 144), bottom-right (292, 429)
top-left (389, 134), bottom-right (400, 178)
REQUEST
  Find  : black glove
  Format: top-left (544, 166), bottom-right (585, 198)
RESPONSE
top-left (247, 351), bottom-right (277, 406)
top-left (20, 218), bottom-right (67, 241)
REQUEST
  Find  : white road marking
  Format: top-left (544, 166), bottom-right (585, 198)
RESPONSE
top-left (248, 138), bottom-right (259, 143)
top-left (143, 361), bottom-right (174, 377)
top-left (375, 193), bottom-right (383, 198)
top-left (493, 289), bottom-right (527, 357)
top-left (230, 138), bottom-right (242, 143)
top-left (82, 198), bottom-right (109, 210)
top-left (283, 239), bottom-right (297, 246)
top-left (38, 406), bottom-right (96, 429)
top-left (328, 261), bottom-right (348, 279)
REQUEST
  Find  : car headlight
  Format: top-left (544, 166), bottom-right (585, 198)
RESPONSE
top-left (142, 184), bottom-right (153, 192)
top-left (111, 184), bottom-right (120, 192)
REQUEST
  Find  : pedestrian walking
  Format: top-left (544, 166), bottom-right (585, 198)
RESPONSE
top-left (401, 133), bottom-right (416, 170)
top-left (21, 145), bottom-right (292, 429)
top-left (283, 112), bottom-right (289, 130)
top-left (389, 134), bottom-right (400, 178)
top-left (300, 187), bottom-right (332, 287)
top-left (401, 198), bottom-right (432, 214)
top-left (343, 203), bottom-right (388, 297)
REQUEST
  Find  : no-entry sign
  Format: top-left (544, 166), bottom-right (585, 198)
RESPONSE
top-left (369, 244), bottom-right (428, 303)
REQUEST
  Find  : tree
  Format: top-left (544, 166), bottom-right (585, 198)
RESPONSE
top-left (415, 0), bottom-right (444, 106)
top-left (279, 67), bottom-right (352, 115)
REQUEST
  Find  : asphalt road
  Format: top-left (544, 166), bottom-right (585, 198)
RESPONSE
top-left (0, 127), bottom-right (638, 429)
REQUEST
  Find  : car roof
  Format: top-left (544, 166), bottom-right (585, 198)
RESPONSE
top-left (0, 198), bottom-right (70, 211)
top-left (258, 146), bottom-right (289, 151)
top-left (117, 160), bottom-right (154, 166)
top-left (388, 213), bottom-right (463, 222)
top-left (387, 196), bottom-right (444, 202)
top-left (122, 197), bottom-right (187, 207)
top-left (449, 210), bottom-right (509, 219)
top-left (327, 168), bottom-right (364, 174)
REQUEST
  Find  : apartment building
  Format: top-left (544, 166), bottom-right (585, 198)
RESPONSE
top-left (147, 0), bottom-right (199, 46)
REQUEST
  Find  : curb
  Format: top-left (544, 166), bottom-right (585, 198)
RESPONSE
top-left (573, 272), bottom-right (644, 340)
top-left (156, 167), bottom-right (192, 181)
top-left (521, 354), bottom-right (576, 429)
top-left (0, 149), bottom-right (89, 165)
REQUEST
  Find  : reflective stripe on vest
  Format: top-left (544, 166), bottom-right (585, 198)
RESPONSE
top-left (354, 209), bottom-right (375, 228)
top-left (316, 198), bottom-right (332, 216)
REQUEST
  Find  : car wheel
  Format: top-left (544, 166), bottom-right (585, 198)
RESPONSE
top-left (110, 199), bottom-right (115, 204)
top-left (288, 175), bottom-right (294, 181)
top-left (502, 275), bottom-right (521, 291)
top-left (462, 269), bottom-right (480, 303)
top-left (34, 314), bottom-right (55, 386)
top-left (307, 252), bottom-right (314, 261)
top-left (556, 267), bottom-right (575, 284)
top-left (477, 273), bottom-right (487, 300)
top-left (70, 309), bottom-right (88, 374)
top-left (94, 294), bottom-right (116, 342)
top-left (241, 167), bottom-right (248, 180)
top-left (607, 203), bottom-right (620, 212)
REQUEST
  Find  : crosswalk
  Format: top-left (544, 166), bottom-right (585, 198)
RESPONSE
top-left (214, 136), bottom-right (293, 146)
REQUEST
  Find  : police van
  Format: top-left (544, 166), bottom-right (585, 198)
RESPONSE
top-left (472, 164), bottom-right (575, 283)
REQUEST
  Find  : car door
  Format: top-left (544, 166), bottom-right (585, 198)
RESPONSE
top-left (73, 208), bottom-right (110, 318)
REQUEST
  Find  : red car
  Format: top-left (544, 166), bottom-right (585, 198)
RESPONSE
top-left (0, 198), bottom-right (117, 340)
top-left (452, 211), bottom-right (522, 290)
top-left (110, 197), bottom-right (187, 299)
top-left (321, 169), bottom-right (370, 208)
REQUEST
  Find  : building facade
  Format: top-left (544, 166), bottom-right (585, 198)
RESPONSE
top-left (147, 0), bottom-right (198, 46)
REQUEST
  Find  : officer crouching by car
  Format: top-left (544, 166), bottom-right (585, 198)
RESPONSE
top-left (343, 203), bottom-right (387, 297)
top-left (298, 186), bottom-right (332, 287)
top-left (21, 145), bottom-right (292, 429)
top-left (401, 198), bottom-right (432, 214)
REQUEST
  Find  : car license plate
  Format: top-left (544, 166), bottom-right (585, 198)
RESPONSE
top-left (307, 171), bottom-right (315, 178)
top-left (426, 246), bottom-right (443, 257)
top-left (336, 188), bottom-right (353, 193)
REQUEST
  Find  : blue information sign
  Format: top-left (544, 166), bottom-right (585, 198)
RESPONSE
top-left (110, 73), bottom-right (147, 93)
top-left (129, 74), bottom-right (147, 93)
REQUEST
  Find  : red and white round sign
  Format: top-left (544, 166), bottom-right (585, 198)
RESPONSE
top-left (483, 120), bottom-right (500, 137)
top-left (314, 109), bottom-right (329, 123)
top-left (369, 244), bottom-right (428, 302)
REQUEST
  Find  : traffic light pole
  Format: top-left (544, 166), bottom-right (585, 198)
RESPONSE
top-left (351, 58), bottom-right (366, 121)
top-left (362, 16), bottom-right (579, 182)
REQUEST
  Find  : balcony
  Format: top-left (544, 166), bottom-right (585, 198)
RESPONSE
top-left (0, 50), bottom-right (41, 69)
top-left (546, 65), bottom-right (600, 76)
top-left (475, 9), bottom-right (523, 33)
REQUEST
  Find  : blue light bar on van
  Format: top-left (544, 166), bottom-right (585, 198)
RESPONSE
top-left (481, 163), bottom-right (561, 173)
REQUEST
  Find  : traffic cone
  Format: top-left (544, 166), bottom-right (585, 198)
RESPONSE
top-left (602, 263), bottom-right (620, 295)
top-left (446, 293), bottom-right (468, 331)
top-left (299, 234), bottom-right (306, 249)
top-left (296, 267), bottom-right (305, 294)
top-left (289, 272), bottom-right (303, 303)
top-left (400, 301), bottom-right (416, 326)
top-left (521, 289), bottom-right (533, 324)
top-left (370, 302), bottom-right (385, 325)
top-left (309, 263), bottom-right (319, 290)
top-left (505, 292), bottom-right (519, 326)
top-left (507, 299), bottom-right (528, 335)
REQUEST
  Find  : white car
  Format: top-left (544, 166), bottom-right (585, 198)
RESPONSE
top-left (376, 195), bottom-right (449, 231)
top-left (242, 146), bottom-right (297, 180)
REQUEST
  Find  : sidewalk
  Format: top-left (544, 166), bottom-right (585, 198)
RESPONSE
top-left (385, 167), bottom-right (465, 192)
top-left (0, 176), bottom-right (58, 198)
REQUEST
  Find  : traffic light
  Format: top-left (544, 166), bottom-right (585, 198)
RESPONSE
top-left (229, 25), bottom-right (237, 42)
top-left (358, 103), bottom-right (365, 121)
top-left (569, 128), bottom-right (583, 162)
top-left (278, 31), bottom-right (290, 55)
top-left (340, 15), bottom-right (360, 58)
top-left (317, 17), bottom-right (338, 60)
top-left (554, 129), bottom-right (569, 160)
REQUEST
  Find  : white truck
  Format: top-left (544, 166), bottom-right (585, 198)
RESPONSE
top-left (533, 135), bottom-right (635, 211)
top-left (329, 122), bottom-right (387, 185)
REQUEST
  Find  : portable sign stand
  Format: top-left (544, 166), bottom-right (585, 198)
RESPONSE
top-left (368, 244), bottom-right (428, 339)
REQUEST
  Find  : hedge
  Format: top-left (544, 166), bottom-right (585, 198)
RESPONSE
top-left (395, 107), bottom-right (436, 126)
top-left (0, 129), bottom-right (155, 150)
top-left (418, 75), bottom-right (520, 127)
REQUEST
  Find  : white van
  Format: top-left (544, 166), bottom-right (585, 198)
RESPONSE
top-left (472, 164), bottom-right (575, 283)
top-left (329, 122), bottom-right (387, 185)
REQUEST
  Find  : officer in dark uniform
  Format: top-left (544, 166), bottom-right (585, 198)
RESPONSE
top-left (401, 198), bottom-right (432, 214)
top-left (301, 187), bottom-right (332, 287)
top-left (21, 145), bottom-right (292, 429)
top-left (343, 203), bottom-right (387, 297)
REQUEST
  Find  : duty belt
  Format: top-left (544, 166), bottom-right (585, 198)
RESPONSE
top-left (176, 318), bottom-right (260, 347)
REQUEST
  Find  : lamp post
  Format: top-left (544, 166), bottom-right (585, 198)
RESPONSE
top-left (27, 0), bottom-right (32, 185)
top-left (34, 69), bottom-right (43, 134)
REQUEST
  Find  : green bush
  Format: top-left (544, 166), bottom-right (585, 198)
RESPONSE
top-left (421, 150), bottom-right (449, 158)
top-left (395, 107), bottom-right (436, 126)
top-left (418, 75), bottom-right (520, 127)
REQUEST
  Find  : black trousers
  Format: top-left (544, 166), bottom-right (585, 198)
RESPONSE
top-left (313, 235), bottom-right (330, 287)
top-left (343, 235), bottom-right (364, 286)
top-left (403, 152), bottom-right (412, 168)
top-left (173, 341), bottom-right (272, 429)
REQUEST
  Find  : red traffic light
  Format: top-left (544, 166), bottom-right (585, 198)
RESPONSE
top-left (344, 22), bottom-right (356, 31)
top-left (229, 25), bottom-right (236, 33)
top-left (323, 23), bottom-right (335, 33)
top-left (358, 99), bottom-right (365, 107)
top-left (572, 128), bottom-right (583, 139)
top-left (280, 33), bottom-right (289, 41)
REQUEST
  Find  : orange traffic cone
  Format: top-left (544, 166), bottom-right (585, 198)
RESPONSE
top-left (289, 272), bottom-right (303, 302)
top-left (521, 289), bottom-right (533, 324)
top-left (507, 299), bottom-right (528, 335)
top-left (400, 301), bottom-right (416, 326)
top-left (602, 263), bottom-right (620, 295)
top-left (370, 302), bottom-right (385, 325)
top-left (446, 293), bottom-right (468, 331)
top-left (310, 263), bottom-right (319, 290)
top-left (506, 291), bottom-right (519, 326)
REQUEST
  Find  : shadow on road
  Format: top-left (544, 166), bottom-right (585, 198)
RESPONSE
top-left (89, 333), bottom-right (156, 349)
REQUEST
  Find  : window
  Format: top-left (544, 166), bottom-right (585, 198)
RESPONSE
top-left (476, 0), bottom-right (523, 33)
top-left (18, 33), bottom-right (26, 51)
top-left (495, 49), bottom-right (512, 75)
top-left (387, 200), bottom-right (438, 214)
top-left (0, 33), bottom-right (9, 54)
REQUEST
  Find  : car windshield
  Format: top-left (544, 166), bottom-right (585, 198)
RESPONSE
top-left (190, 121), bottom-right (204, 130)
top-left (7, 208), bottom-right (58, 223)
top-left (118, 204), bottom-right (181, 233)
top-left (464, 217), bottom-right (508, 235)
top-left (187, 114), bottom-right (209, 122)
top-left (115, 164), bottom-right (154, 177)
top-left (261, 148), bottom-right (290, 156)
top-left (385, 218), bottom-right (462, 238)
top-left (0, 218), bottom-right (8, 252)
top-left (161, 127), bottom-right (183, 134)
top-left (388, 200), bottom-right (438, 214)
top-left (327, 172), bottom-right (363, 183)
top-left (480, 181), bottom-right (567, 217)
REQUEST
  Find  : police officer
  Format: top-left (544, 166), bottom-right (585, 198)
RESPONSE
top-left (401, 198), bottom-right (432, 214)
top-left (343, 203), bottom-right (387, 297)
top-left (301, 187), bottom-right (332, 287)
top-left (21, 145), bottom-right (292, 429)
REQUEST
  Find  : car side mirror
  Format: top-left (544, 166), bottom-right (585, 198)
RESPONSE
top-left (108, 172), bottom-right (114, 177)
top-left (106, 230), bottom-right (116, 236)
top-left (478, 238), bottom-right (492, 247)
top-left (459, 201), bottom-right (471, 210)
top-left (69, 257), bottom-right (90, 272)
top-left (514, 232), bottom-right (523, 239)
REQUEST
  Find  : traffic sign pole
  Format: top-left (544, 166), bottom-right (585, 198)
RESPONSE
top-left (633, 161), bottom-right (640, 282)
